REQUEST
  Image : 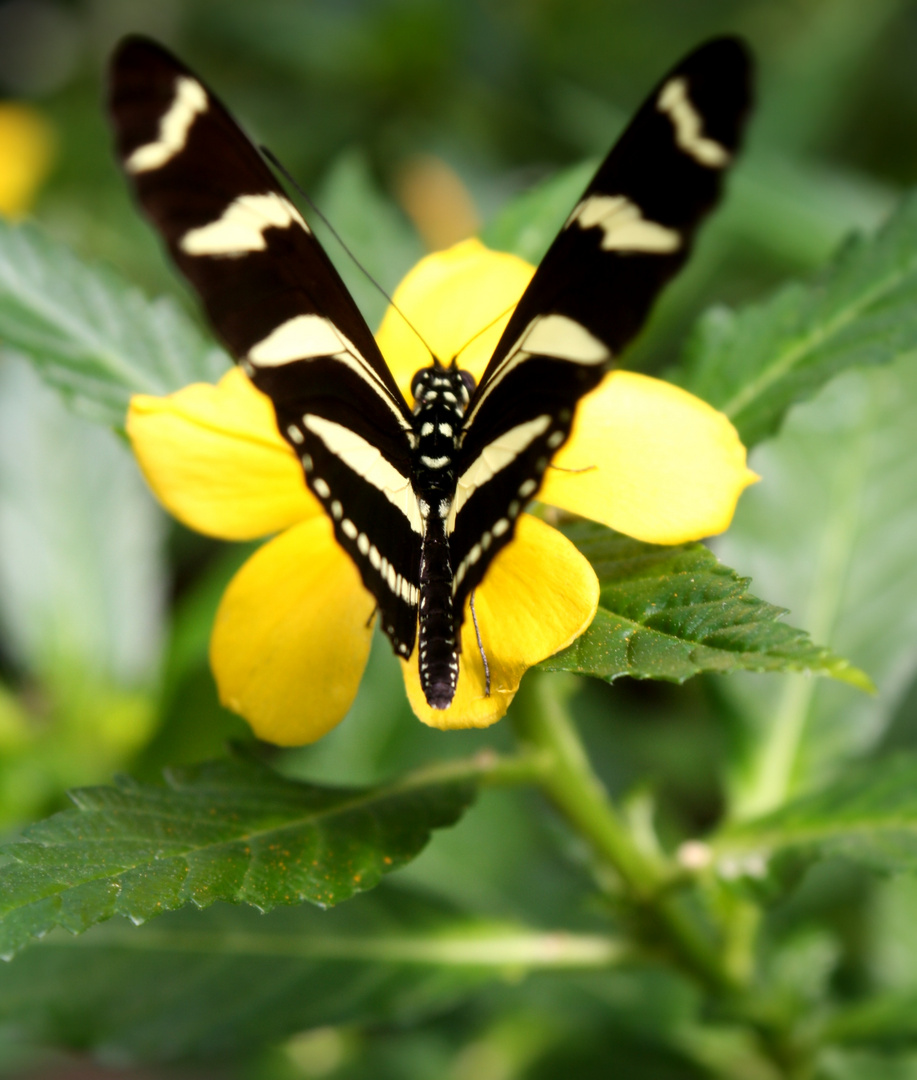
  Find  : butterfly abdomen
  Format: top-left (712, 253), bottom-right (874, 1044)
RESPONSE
top-left (417, 512), bottom-right (458, 708)
top-left (411, 364), bottom-right (472, 708)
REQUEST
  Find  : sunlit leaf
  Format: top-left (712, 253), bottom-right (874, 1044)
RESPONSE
top-left (0, 219), bottom-right (228, 428)
top-left (718, 353), bottom-right (917, 814)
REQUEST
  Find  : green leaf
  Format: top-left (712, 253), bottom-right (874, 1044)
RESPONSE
top-left (0, 219), bottom-right (228, 428)
top-left (680, 191), bottom-right (917, 447)
top-left (315, 150), bottom-right (424, 332)
top-left (542, 523), bottom-right (866, 688)
top-left (0, 755), bottom-right (477, 959)
top-left (481, 159), bottom-right (596, 265)
top-left (0, 887), bottom-right (621, 1061)
top-left (712, 755), bottom-right (917, 892)
top-left (822, 990), bottom-right (917, 1051)
top-left (0, 354), bottom-right (165, 684)
top-left (718, 352), bottom-right (917, 816)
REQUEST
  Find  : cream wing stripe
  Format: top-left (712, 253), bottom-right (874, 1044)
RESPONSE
top-left (447, 415), bottom-right (552, 532)
top-left (657, 77), bottom-right (730, 168)
top-left (126, 76), bottom-right (208, 174)
top-left (566, 195), bottom-right (681, 252)
top-left (249, 316), bottom-right (413, 435)
top-left (249, 315), bottom-right (349, 365)
top-left (303, 415), bottom-right (423, 534)
top-left (465, 315), bottom-right (609, 429)
top-left (180, 193), bottom-right (310, 256)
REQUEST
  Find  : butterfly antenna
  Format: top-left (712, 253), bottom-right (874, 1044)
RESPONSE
top-left (260, 145), bottom-right (437, 363)
top-left (452, 301), bottom-right (516, 369)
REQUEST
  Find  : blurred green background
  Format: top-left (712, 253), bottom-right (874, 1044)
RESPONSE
top-left (1, 0), bottom-right (917, 1076)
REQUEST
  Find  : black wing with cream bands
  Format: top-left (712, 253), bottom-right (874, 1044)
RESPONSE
top-left (108, 36), bottom-right (751, 712)
top-left (447, 38), bottom-right (752, 617)
top-left (109, 37), bottom-right (423, 663)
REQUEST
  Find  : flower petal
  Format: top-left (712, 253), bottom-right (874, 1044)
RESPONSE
top-left (0, 103), bottom-right (54, 218)
top-left (375, 238), bottom-right (534, 399)
top-left (211, 515), bottom-right (375, 745)
top-left (401, 514), bottom-right (599, 729)
top-left (128, 367), bottom-right (320, 540)
top-left (540, 371), bottom-right (757, 543)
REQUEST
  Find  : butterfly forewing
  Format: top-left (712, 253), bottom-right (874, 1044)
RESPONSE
top-left (109, 35), bottom-right (752, 710)
top-left (109, 36), bottom-right (422, 658)
top-left (449, 37), bottom-right (751, 613)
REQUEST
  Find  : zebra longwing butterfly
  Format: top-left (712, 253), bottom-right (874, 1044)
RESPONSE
top-left (109, 37), bottom-right (751, 710)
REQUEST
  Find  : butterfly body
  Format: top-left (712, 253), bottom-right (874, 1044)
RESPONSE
top-left (410, 362), bottom-right (474, 707)
top-left (109, 36), bottom-right (751, 711)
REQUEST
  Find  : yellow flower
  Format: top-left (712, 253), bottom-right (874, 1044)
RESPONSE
top-left (127, 240), bottom-right (755, 745)
top-left (0, 103), bottom-right (54, 218)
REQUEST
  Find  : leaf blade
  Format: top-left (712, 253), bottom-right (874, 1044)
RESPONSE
top-left (0, 756), bottom-right (477, 958)
top-left (542, 524), bottom-right (867, 688)
top-left (712, 755), bottom-right (917, 893)
top-left (0, 219), bottom-right (228, 427)
top-left (681, 191), bottom-right (917, 446)
top-left (0, 890), bottom-right (623, 1061)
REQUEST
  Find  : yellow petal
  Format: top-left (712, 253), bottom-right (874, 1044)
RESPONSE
top-left (211, 515), bottom-right (375, 745)
top-left (376, 238), bottom-right (534, 399)
top-left (540, 371), bottom-right (757, 543)
top-left (0, 103), bottom-right (54, 218)
top-left (127, 367), bottom-right (320, 540)
top-left (401, 514), bottom-right (599, 729)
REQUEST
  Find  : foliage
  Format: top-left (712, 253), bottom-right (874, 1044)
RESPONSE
top-left (1, 4), bottom-right (917, 1079)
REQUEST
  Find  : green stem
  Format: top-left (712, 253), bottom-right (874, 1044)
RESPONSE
top-left (510, 672), bottom-right (740, 994)
top-left (52, 922), bottom-right (629, 970)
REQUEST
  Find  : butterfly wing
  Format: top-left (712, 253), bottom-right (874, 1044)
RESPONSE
top-left (109, 36), bottom-right (422, 658)
top-left (449, 37), bottom-right (752, 614)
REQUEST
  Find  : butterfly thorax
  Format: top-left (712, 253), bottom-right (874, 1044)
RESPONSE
top-left (410, 362), bottom-right (474, 708)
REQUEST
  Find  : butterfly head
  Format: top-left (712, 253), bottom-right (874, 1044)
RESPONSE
top-left (410, 360), bottom-right (475, 418)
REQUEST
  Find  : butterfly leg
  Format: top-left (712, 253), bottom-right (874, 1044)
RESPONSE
top-left (469, 590), bottom-right (491, 698)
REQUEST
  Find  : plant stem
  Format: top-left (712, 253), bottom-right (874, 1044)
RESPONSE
top-left (510, 671), bottom-right (740, 994)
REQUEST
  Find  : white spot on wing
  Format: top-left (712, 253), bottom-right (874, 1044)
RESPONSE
top-left (180, 193), bottom-right (310, 256)
top-left (303, 414), bottom-right (423, 533)
top-left (657, 77), bottom-right (730, 168)
top-left (126, 76), bottom-right (208, 173)
top-left (566, 195), bottom-right (681, 252)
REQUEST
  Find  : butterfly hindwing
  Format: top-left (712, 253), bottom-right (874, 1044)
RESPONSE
top-left (448, 37), bottom-right (752, 614)
top-left (110, 35), bottom-right (752, 708)
top-left (109, 36), bottom-right (421, 658)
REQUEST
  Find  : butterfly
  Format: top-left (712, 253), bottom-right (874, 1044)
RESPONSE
top-left (108, 36), bottom-right (751, 710)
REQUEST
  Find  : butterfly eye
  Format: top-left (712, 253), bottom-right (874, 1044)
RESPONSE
top-left (459, 369), bottom-right (476, 396)
top-left (410, 370), bottom-right (429, 400)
